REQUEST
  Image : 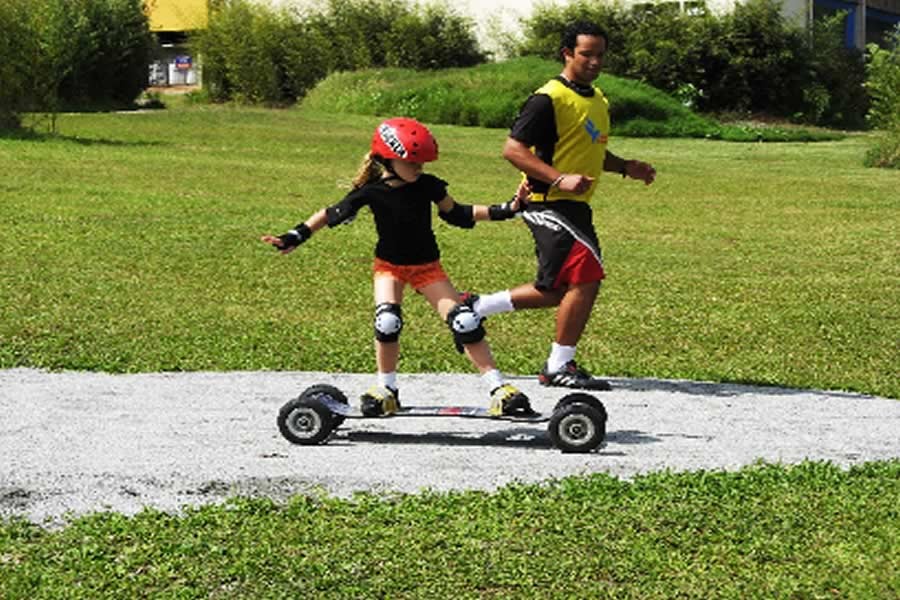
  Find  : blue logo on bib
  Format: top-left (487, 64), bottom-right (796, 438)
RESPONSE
top-left (585, 118), bottom-right (602, 143)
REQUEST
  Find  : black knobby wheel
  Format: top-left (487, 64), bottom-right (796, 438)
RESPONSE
top-left (553, 392), bottom-right (608, 422)
top-left (277, 384), bottom-right (348, 445)
top-left (277, 397), bottom-right (333, 445)
top-left (297, 384), bottom-right (349, 427)
top-left (548, 402), bottom-right (606, 453)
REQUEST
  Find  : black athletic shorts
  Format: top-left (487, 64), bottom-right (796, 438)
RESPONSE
top-left (521, 200), bottom-right (605, 290)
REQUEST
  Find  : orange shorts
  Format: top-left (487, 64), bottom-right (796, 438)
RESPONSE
top-left (373, 258), bottom-right (449, 290)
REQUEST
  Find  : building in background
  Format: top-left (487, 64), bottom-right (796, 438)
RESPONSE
top-left (146, 0), bottom-right (208, 87)
top-left (813, 0), bottom-right (900, 49)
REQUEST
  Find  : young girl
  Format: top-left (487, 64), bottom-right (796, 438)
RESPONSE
top-left (262, 117), bottom-right (533, 417)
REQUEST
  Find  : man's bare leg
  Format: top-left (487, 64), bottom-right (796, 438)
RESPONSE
top-left (555, 281), bottom-right (600, 345)
top-left (508, 283), bottom-right (565, 310)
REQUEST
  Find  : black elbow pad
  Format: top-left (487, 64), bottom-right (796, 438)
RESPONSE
top-left (438, 203), bottom-right (475, 229)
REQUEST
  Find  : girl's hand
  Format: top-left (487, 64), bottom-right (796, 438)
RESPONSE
top-left (510, 179), bottom-right (532, 211)
top-left (261, 234), bottom-right (296, 254)
top-left (261, 223), bottom-right (311, 254)
top-left (488, 184), bottom-right (529, 221)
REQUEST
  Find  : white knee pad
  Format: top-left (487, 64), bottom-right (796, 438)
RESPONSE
top-left (446, 303), bottom-right (485, 352)
top-left (374, 303), bottom-right (403, 342)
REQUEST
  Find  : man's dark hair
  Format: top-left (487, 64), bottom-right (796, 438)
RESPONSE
top-left (559, 21), bottom-right (608, 60)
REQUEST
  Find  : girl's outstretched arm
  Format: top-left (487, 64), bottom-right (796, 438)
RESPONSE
top-left (261, 208), bottom-right (328, 254)
top-left (438, 178), bottom-right (532, 225)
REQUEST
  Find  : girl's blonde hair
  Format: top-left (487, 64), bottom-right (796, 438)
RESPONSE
top-left (352, 152), bottom-right (384, 189)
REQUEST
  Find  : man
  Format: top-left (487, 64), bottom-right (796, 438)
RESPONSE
top-left (471, 20), bottom-right (656, 390)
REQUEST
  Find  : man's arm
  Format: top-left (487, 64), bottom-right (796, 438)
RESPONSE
top-left (604, 150), bottom-right (657, 185)
top-left (502, 137), bottom-right (594, 195)
top-left (504, 93), bottom-right (594, 196)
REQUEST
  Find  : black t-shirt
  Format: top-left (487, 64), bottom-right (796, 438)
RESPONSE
top-left (325, 173), bottom-right (449, 265)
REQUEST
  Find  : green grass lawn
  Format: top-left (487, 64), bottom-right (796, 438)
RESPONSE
top-left (1, 102), bottom-right (898, 597)
top-left (0, 106), bottom-right (896, 397)
top-left (1, 462), bottom-right (898, 598)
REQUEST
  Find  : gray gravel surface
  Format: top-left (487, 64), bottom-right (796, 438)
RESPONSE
top-left (1, 368), bottom-right (898, 526)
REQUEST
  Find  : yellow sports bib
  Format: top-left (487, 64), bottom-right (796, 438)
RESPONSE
top-left (532, 79), bottom-right (610, 203)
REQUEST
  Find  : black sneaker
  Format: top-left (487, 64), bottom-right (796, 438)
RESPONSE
top-left (538, 360), bottom-right (612, 391)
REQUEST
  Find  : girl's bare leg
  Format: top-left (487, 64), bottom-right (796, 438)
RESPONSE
top-left (373, 275), bottom-right (405, 374)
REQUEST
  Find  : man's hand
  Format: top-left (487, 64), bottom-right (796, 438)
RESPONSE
top-left (625, 160), bottom-right (656, 185)
top-left (555, 173), bottom-right (595, 194)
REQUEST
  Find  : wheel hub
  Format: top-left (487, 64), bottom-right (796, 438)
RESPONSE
top-left (288, 408), bottom-right (320, 437)
top-left (560, 414), bottom-right (595, 444)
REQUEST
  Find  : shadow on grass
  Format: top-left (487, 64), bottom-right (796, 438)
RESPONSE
top-left (64, 135), bottom-right (168, 148)
top-left (0, 128), bottom-right (168, 148)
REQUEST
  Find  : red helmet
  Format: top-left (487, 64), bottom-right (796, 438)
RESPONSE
top-left (371, 117), bottom-right (438, 163)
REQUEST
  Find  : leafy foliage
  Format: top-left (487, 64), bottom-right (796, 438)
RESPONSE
top-left (0, 0), bottom-right (30, 128)
top-left (864, 26), bottom-right (900, 168)
top-left (0, 0), bottom-right (152, 132)
top-left (514, 0), bottom-right (868, 128)
top-left (865, 26), bottom-right (900, 130)
top-left (195, 0), bottom-right (486, 105)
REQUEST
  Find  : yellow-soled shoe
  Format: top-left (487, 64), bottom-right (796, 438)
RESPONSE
top-left (360, 385), bottom-right (400, 416)
top-left (488, 384), bottom-right (534, 416)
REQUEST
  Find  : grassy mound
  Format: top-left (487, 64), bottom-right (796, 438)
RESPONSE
top-left (302, 57), bottom-right (842, 142)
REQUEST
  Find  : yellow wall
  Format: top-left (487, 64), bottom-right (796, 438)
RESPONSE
top-left (147, 0), bottom-right (208, 32)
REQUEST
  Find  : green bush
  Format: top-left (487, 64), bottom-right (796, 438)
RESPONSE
top-left (514, 0), bottom-right (868, 128)
top-left (57, 0), bottom-right (154, 107)
top-left (196, 0), bottom-right (486, 105)
top-left (0, 0), bottom-right (29, 129)
top-left (195, 0), bottom-right (288, 103)
top-left (515, 1), bottom-right (628, 72)
top-left (864, 26), bottom-right (900, 168)
top-left (626, 8), bottom-right (718, 101)
top-left (805, 13), bottom-right (868, 128)
top-left (302, 0), bottom-right (393, 72)
top-left (694, 0), bottom-right (809, 116)
top-left (865, 26), bottom-right (900, 130)
top-left (383, 4), bottom-right (484, 70)
top-left (864, 123), bottom-right (900, 168)
top-left (0, 0), bottom-right (151, 131)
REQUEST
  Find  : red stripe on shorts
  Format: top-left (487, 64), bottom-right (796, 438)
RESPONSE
top-left (553, 240), bottom-right (605, 288)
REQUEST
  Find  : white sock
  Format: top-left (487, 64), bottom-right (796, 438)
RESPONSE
top-left (473, 290), bottom-right (514, 317)
top-left (546, 343), bottom-right (576, 373)
top-left (377, 371), bottom-right (397, 391)
top-left (482, 368), bottom-right (505, 392)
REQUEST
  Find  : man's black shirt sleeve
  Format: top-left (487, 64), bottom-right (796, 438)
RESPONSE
top-left (509, 94), bottom-right (556, 149)
top-left (508, 94), bottom-right (558, 194)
